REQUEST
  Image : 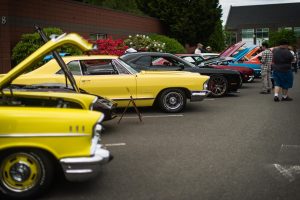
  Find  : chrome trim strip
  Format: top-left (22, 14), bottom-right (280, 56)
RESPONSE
top-left (66, 169), bottom-right (93, 174)
top-left (112, 97), bottom-right (155, 101)
top-left (0, 133), bottom-right (90, 138)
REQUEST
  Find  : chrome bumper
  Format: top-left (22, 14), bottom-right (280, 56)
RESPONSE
top-left (190, 90), bottom-right (211, 102)
top-left (60, 144), bottom-right (112, 181)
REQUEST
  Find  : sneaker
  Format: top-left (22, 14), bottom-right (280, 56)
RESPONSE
top-left (282, 96), bottom-right (293, 101)
top-left (274, 96), bottom-right (280, 102)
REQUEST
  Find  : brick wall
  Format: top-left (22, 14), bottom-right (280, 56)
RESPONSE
top-left (0, 0), bottom-right (165, 73)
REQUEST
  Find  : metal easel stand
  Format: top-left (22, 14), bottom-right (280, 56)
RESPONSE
top-left (118, 89), bottom-right (142, 124)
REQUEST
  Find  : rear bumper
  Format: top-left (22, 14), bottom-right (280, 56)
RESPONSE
top-left (60, 144), bottom-right (112, 181)
top-left (190, 90), bottom-right (211, 102)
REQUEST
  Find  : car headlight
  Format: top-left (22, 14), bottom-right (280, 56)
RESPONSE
top-left (203, 80), bottom-right (209, 90)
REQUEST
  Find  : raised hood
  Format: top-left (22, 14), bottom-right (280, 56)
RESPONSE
top-left (0, 33), bottom-right (93, 90)
top-left (219, 41), bottom-right (246, 57)
top-left (232, 45), bottom-right (257, 62)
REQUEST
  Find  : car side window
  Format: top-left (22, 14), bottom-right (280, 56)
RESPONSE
top-left (56, 61), bottom-right (82, 75)
top-left (152, 56), bottom-right (182, 68)
top-left (132, 56), bottom-right (152, 68)
top-left (81, 59), bottom-right (119, 75)
top-left (182, 56), bottom-right (195, 64)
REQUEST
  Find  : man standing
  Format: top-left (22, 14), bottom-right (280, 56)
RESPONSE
top-left (194, 43), bottom-right (206, 54)
top-left (260, 42), bottom-right (273, 94)
top-left (272, 39), bottom-right (295, 102)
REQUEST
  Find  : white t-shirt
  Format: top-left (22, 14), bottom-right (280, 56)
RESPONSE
top-left (194, 48), bottom-right (201, 55)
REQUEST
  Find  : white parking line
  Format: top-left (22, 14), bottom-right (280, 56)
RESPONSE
top-left (121, 114), bottom-right (184, 119)
top-left (104, 143), bottom-right (127, 147)
top-left (280, 144), bottom-right (300, 150)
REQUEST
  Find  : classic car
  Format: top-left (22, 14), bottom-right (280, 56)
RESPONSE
top-left (176, 53), bottom-right (254, 84)
top-left (228, 45), bottom-right (262, 78)
top-left (196, 42), bottom-right (256, 83)
top-left (244, 46), bottom-right (261, 60)
top-left (121, 52), bottom-right (242, 97)
top-left (12, 55), bottom-right (210, 113)
top-left (0, 31), bottom-right (117, 121)
top-left (0, 32), bottom-right (112, 199)
top-left (0, 107), bottom-right (111, 199)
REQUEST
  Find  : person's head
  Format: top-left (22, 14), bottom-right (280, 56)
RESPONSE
top-left (279, 38), bottom-right (289, 47)
top-left (206, 46), bottom-right (212, 52)
top-left (197, 43), bottom-right (203, 49)
top-left (261, 42), bottom-right (269, 50)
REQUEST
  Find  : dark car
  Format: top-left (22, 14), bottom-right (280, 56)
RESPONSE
top-left (177, 54), bottom-right (255, 83)
top-left (120, 52), bottom-right (242, 97)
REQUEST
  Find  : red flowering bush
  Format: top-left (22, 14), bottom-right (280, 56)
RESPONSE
top-left (91, 37), bottom-right (128, 56)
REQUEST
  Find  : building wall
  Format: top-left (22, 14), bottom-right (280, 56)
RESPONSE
top-left (0, 0), bottom-right (165, 73)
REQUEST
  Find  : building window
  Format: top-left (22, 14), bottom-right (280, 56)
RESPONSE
top-left (294, 27), bottom-right (300, 37)
top-left (90, 33), bottom-right (107, 41)
top-left (242, 29), bottom-right (254, 39)
top-left (256, 28), bottom-right (269, 39)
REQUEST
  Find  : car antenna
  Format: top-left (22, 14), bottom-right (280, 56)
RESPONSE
top-left (35, 25), bottom-right (80, 93)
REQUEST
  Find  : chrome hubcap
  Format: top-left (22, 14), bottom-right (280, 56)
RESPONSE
top-left (10, 163), bottom-right (31, 182)
top-left (163, 92), bottom-right (183, 110)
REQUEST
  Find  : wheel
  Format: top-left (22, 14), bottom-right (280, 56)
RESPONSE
top-left (158, 89), bottom-right (186, 113)
top-left (208, 76), bottom-right (228, 97)
top-left (0, 150), bottom-right (54, 199)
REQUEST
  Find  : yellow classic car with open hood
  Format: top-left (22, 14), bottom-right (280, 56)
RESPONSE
top-left (0, 29), bottom-right (112, 199)
top-left (13, 55), bottom-right (210, 113)
top-left (0, 28), bottom-right (117, 121)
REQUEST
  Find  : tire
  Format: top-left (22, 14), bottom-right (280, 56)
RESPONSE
top-left (158, 89), bottom-right (186, 113)
top-left (0, 150), bottom-right (54, 200)
top-left (208, 76), bottom-right (228, 97)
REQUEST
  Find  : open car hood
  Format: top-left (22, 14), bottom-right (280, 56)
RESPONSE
top-left (232, 45), bottom-right (257, 62)
top-left (219, 41), bottom-right (246, 57)
top-left (0, 33), bottom-right (93, 90)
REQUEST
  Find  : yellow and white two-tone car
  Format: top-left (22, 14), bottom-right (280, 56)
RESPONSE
top-left (13, 55), bottom-right (210, 113)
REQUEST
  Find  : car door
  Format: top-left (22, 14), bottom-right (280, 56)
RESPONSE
top-left (77, 59), bottom-right (137, 106)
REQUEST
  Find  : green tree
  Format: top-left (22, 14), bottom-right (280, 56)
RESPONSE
top-left (12, 27), bottom-right (82, 66)
top-left (207, 20), bottom-right (225, 52)
top-left (269, 29), bottom-right (297, 47)
top-left (136, 0), bottom-right (222, 46)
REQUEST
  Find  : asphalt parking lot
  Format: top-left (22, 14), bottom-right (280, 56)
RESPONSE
top-left (43, 73), bottom-right (300, 200)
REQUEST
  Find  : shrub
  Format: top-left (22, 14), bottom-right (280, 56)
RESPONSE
top-left (91, 37), bottom-right (128, 56)
top-left (269, 29), bottom-right (297, 47)
top-left (124, 34), bottom-right (165, 52)
top-left (12, 27), bottom-right (82, 66)
top-left (149, 34), bottom-right (186, 53)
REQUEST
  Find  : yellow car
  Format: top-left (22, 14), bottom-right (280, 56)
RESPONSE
top-left (0, 33), bottom-right (117, 121)
top-left (0, 32), bottom-right (112, 199)
top-left (13, 55), bottom-right (210, 113)
top-left (0, 107), bottom-right (111, 199)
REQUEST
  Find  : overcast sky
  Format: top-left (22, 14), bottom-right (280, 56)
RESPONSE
top-left (219, 0), bottom-right (300, 24)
